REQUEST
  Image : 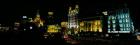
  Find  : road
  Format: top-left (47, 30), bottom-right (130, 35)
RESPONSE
top-left (0, 32), bottom-right (140, 45)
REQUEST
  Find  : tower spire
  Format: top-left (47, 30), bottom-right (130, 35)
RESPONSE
top-left (36, 9), bottom-right (40, 17)
top-left (75, 4), bottom-right (79, 9)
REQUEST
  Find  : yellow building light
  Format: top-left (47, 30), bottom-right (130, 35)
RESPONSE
top-left (47, 25), bottom-right (59, 33)
top-left (48, 12), bottom-right (53, 15)
top-left (29, 18), bottom-right (33, 22)
top-left (80, 22), bottom-right (84, 26)
top-left (90, 20), bottom-right (102, 32)
top-left (14, 22), bottom-right (20, 26)
top-left (15, 22), bottom-right (20, 25)
top-left (69, 6), bottom-right (72, 11)
top-left (33, 15), bottom-right (44, 27)
top-left (75, 4), bottom-right (79, 8)
top-left (61, 22), bottom-right (68, 27)
top-left (137, 35), bottom-right (140, 40)
top-left (39, 21), bottom-right (44, 27)
top-left (36, 15), bottom-right (40, 17)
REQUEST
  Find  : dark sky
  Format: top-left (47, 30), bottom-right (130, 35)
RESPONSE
top-left (0, 0), bottom-right (140, 27)
top-left (15, 0), bottom-right (128, 17)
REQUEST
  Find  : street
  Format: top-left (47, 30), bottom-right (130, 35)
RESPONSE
top-left (0, 31), bottom-right (140, 45)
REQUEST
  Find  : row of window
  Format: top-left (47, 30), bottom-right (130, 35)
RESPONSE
top-left (107, 9), bottom-right (133, 32)
top-left (108, 18), bottom-right (130, 24)
top-left (108, 28), bottom-right (130, 31)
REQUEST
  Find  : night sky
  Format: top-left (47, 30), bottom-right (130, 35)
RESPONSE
top-left (0, 0), bottom-right (140, 28)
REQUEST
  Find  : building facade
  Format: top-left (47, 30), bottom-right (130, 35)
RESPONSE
top-left (107, 8), bottom-right (134, 33)
top-left (67, 5), bottom-right (79, 35)
top-left (79, 19), bottom-right (102, 32)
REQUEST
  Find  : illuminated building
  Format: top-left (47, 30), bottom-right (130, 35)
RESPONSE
top-left (29, 18), bottom-right (33, 22)
top-left (47, 11), bottom-right (60, 33)
top-left (61, 22), bottom-right (68, 34)
top-left (0, 24), bottom-right (10, 32)
top-left (79, 20), bottom-right (102, 32)
top-left (92, 20), bottom-right (102, 32)
top-left (14, 22), bottom-right (20, 31)
top-left (21, 16), bottom-right (29, 23)
top-left (67, 4), bottom-right (79, 34)
top-left (107, 8), bottom-right (134, 33)
top-left (61, 22), bottom-right (68, 27)
top-left (47, 25), bottom-right (59, 33)
top-left (79, 21), bottom-right (85, 31)
top-left (102, 11), bottom-right (108, 15)
top-left (68, 5), bottom-right (79, 28)
top-left (33, 10), bottom-right (45, 27)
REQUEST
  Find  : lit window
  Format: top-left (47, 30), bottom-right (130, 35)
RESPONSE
top-left (108, 16), bottom-right (111, 20)
top-left (126, 19), bottom-right (129, 22)
top-left (108, 25), bottom-right (110, 28)
top-left (120, 28), bottom-right (123, 31)
top-left (128, 24), bottom-right (130, 27)
top-left (125, 14), bottom-right (128, 18)
top-left (108, 29), bottom-right (110, 31)
top-left (113, 28), bottom-right (115, 31)
top-left (112, 20), bottom-right (115, 23)
top-left (128, 28), bottom-right (130, 31)
top-left (126, 24), bottom-right (129, 27)
top-left (113, 24), bottom-right (116, 27)
top-left (128, 14), bottom-right (129, 17)
top-left (122, 14), bottom-right (125, 18)
top-left (121, 15), bottom-right (123, 18)
top-left (114, 16), bottom-right (116, 19)
top-left (108, 21), bottom-right (110, 24)
top-left (123, 19), bottom-right (125, 22)
top-left (123, 24), bottom-right (126, 27)
top-left (112, 16), bottom-right (114, 19)
top-left (118, 15), bottom-right (121, 19)
top-left (124, 28), bottom-right (126, 31)
top-left (119, 24), bottom-right (123, 27)
top-left (119, 20), bottom-right (122, 23)
top-left (126, 28), bottom-right (129, 31)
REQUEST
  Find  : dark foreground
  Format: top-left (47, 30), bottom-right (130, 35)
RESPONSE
top-left (0, 32), bottom-right (140, 45)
